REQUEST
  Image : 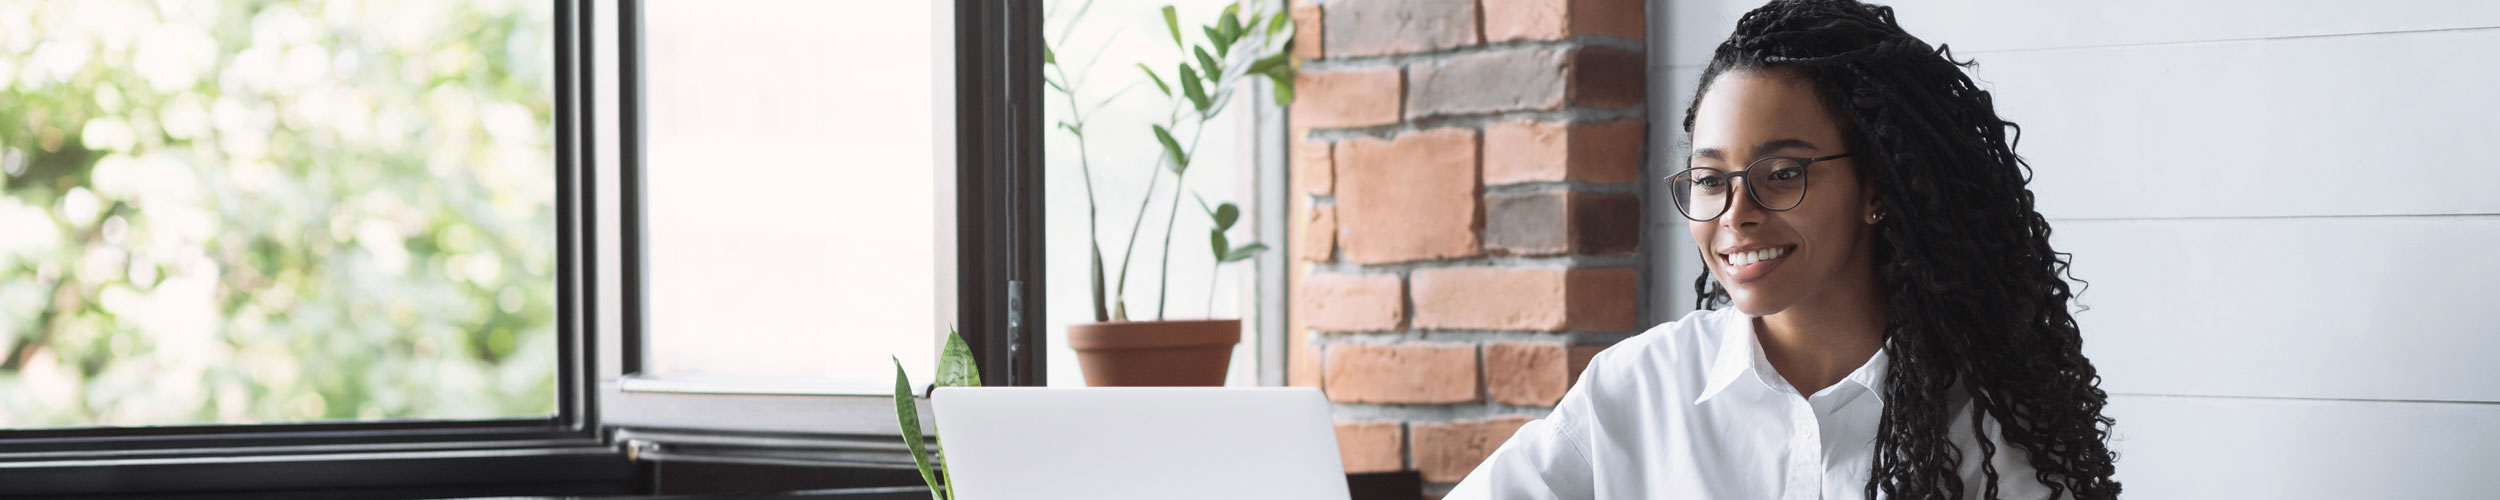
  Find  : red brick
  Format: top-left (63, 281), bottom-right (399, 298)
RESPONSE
top-left (1294, 139), bottom-right (1334, 195)
top-left (1293, 67), bottom-right (1405, 129)
top-left (1412, 267), bottom-right (1637, 331)
top-left (1322, 342), bottom-right (1480, 404)
top-left (1412, 416), bottom-right (1534, 482)
top-left (1291, 3), bottom-right (1325, 60)
top-left (1567, 344), bottom-right (1607, 387)
top-left (1335, 128), bottom-right (1482, 264)
top-left (1408, 48), bottom-right (1570, 119)
top-left (1484, 189), bottom-right (1641, 256)
top-left (1323, 0), bottom-right (1478, 58)
top-left (1405, 46), bottom-right (1646, 119)
top-left (1569, 47), bottom-right (1646, 110)
top-left (1334, 420), bottom-right (1406, 473)
top-left (1485, 341), bottom-right (1568, 406)
top-left (1483, 0), bottom-right (1647, 42)
top-left (1300, 273), bottom-right (1402, 331)
top-left (1299, 203), bottom-right (1338, 262)
top-left (1483, 119), bottom-right (1645, 185)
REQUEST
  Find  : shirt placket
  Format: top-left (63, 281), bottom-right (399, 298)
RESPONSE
top-left (1784, 397), bottom-right (1822, 500)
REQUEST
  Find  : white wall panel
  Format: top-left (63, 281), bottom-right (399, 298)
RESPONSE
top-left (2105, 394), bottom-right (2500, 499)
top-left (2060, 216), bottom-right (2500, 402)
top-left (1668, 0), bottom-right (2500, 66)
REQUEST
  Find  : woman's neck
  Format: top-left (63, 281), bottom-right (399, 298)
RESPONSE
top-left (1754, 262), bottom-right (1887, 398)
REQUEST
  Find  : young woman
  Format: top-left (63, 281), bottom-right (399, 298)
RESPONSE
top-left (1448, 1), bottom-right (2121, 498)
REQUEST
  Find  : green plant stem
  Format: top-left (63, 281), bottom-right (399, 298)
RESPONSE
top-left (1050, 61), bottom-right (1113, 323)
top-left (1152, 117), bottom-right (1212, 320)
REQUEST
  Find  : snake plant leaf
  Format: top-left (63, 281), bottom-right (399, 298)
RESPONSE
top-left (893, 357), bottom-right (942, 500)
top-left (937, 327), bottom-right (982, 388)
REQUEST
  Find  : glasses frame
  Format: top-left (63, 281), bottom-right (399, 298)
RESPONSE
top-left (1666, 152), bottom-right (1855, 222)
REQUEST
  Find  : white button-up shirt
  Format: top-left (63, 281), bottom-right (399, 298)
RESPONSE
top-left (1449, 307), bottom-right (2053, 500)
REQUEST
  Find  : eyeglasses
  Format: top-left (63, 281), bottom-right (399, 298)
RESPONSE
top-left (1665, 153), bottom-right (1855, 222)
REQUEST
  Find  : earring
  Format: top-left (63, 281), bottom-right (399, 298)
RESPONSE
top-left (1868, 211), bottom-right (1884, 223)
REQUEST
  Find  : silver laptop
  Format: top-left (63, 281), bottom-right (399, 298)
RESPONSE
top-left (930, 387), bottom-right (1351, 500)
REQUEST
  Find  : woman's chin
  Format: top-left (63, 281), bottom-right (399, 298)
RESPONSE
top-left (1727, 290), bottom-right (1791, 317)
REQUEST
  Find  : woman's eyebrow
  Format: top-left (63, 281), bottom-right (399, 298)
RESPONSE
top-left (1692, 138), bottom-right (1822, 161)
top-left (1751, 138), bottom-right (1822, 157)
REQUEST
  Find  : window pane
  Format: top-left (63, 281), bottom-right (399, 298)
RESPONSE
top-left (640, 0), bottom-right (948, 392)
top-left (0, 1), bottom-right (558, 427)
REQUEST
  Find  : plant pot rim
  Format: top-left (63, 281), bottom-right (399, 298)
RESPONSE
top-left (1066, 319), bottom-right (1242, 350)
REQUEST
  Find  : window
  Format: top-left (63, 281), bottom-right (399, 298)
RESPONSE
top-left (0, 0), bottom-right (560, 429)
top-left (0, 0), bottom-right (1049, 496)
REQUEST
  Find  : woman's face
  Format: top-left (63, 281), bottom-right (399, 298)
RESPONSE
top-left (1686, 68), bottom-right (1880, 316)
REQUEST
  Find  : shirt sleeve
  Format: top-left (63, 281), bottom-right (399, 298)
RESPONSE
top-left (1445, 353), bottom-right (1608, 500)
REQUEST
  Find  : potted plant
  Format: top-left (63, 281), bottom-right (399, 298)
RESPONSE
top-left (1048, 1), bottom-right (1297, 386)
top-left (893, 328), bottom-right (981, 499)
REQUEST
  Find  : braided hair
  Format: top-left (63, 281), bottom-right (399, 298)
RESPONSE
top-left (1680, 1), bottom-right (2120, 498)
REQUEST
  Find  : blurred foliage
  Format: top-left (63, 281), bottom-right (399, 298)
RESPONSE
top-left (0, 0), bottom-right (557, 427)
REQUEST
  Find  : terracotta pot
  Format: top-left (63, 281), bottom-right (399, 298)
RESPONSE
top-left (1065, 319), bottom-right (1240, 386)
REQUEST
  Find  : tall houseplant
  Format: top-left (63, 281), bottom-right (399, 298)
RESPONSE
top-left (1048, 0), bottom-right (1296, 386)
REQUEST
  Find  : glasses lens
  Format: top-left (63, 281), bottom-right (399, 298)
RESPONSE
top-left (1753, 158), bottom-right (1809, 211)
top-left (1670, 169), bottom-right (1729, 220)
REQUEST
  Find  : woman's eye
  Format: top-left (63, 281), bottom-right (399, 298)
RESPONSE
top-left (1694, 176), bottom-right (1726, 188)
top-left (1770, 167), bottom-right (1805, 181)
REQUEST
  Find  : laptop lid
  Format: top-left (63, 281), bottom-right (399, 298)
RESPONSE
top-left (929, 387), bottom-right (1350, 500)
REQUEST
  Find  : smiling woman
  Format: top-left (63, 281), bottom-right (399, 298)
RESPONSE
top-left (1450, 1), bottom-right (2120, 499)
top-left (0, 0), bottom-right (559, 428)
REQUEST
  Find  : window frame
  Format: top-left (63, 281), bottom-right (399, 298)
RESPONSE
top-left (594, 0), bottom-right (1046, 467)
top-left (0, 0), bottom-right (1050, 493)
top-left (0, 0), bottom-right (626, 496)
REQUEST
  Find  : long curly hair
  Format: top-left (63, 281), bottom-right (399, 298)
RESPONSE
top-left (1680, 1), bottom-right (2120, 498)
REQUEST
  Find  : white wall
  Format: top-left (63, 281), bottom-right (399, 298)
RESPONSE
top-left (1648, 1), bottom-right (2500, 496)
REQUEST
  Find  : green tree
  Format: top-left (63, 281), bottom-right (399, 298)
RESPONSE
top-left (0, 0), bottom-right (558, 427)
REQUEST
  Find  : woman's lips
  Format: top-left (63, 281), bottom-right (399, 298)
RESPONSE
top-left (1720, 244), bottom-right (1795, 284)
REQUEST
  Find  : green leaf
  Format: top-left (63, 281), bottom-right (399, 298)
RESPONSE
top-left (1224, 243), bottom-right (1271, 263)
top-left (1203, 26), bottom-right (1232, 58)
top-left (894, 357), bottom-right (943, 500)
top-left (1044, 45), bottom-right (1056, 65)
top-left (1138, 63), bottom-right (1171, 96)
top-left (1247, 52), bottom-right (1288, 78)
top-left (1152, 124), bottom-right (1189, 173)
top-left (1220, 11), bottom-right (1244, 45)
top-left (1194, 47), bottom-right (1223, 83)
top-left (937, 327), bottom-right (983, 388)
top-left (1057, 121), bottom-right (1082, 137)
top-left (1162, 6), bottom-right (1182, 47)
top-left (1177, 64), bottom-right (1210, 112)
top-left (1213, 202), bottom-right (1240, 231)
top-left (1209, 230), bottom-right (1228, 264)
top-left (1266, 9), bottom-right (1290, 37)
top-left (1267, 71), bottom-right (1294, 106)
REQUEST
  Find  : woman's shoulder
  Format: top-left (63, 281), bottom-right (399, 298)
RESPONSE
top-left (1573, 307), bottom-right (1743, 393)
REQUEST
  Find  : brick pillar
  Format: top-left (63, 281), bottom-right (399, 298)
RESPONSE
top-left (1284, 0), bottom-right (1648, 496)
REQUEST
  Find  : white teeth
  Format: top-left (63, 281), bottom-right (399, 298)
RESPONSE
top-left (1725, 246), bottom-right (1789, 267)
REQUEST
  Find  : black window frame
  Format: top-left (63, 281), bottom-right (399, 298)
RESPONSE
top-left (0, 0), bottom-right (1046, 495)
top-left (598, 0), bottom-right (1047, 467)
top-left (0, 0), bottom-right (629, 497)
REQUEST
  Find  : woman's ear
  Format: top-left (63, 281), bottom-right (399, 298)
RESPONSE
top-left (1862, 191), bottom-right (1884, 224)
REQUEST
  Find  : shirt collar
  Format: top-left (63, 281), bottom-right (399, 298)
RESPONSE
top-left (1694, 310), bottom-right (1764, 405)
top-left (1693, 309), bottom-right (1892, 405)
